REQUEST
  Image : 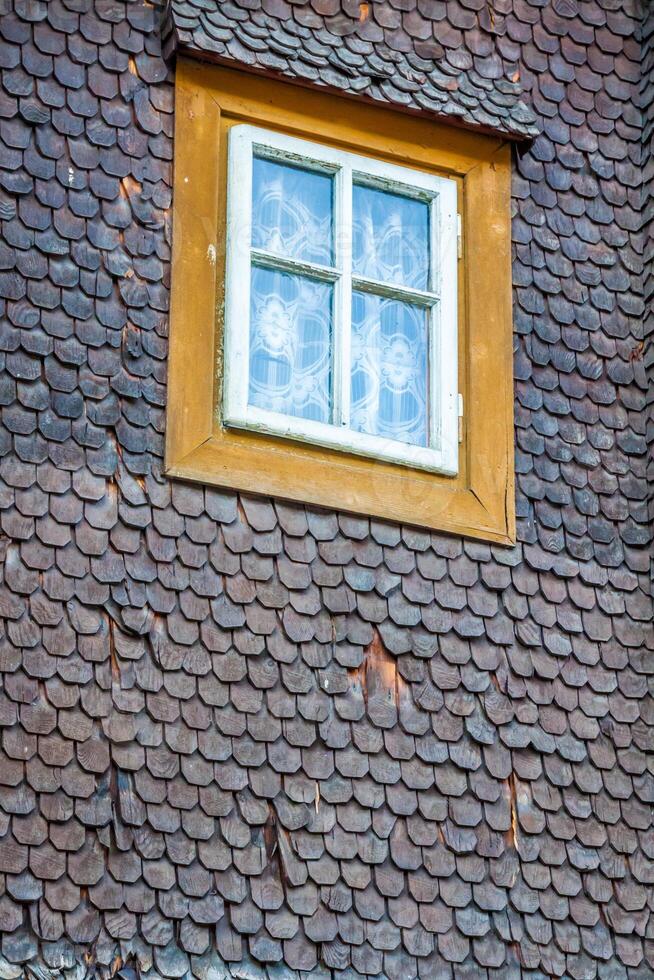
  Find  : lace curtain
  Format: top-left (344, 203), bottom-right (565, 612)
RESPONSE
top-left (248, 156), bottom-right (430, 446)
top-left (252, 157), bottom-right (332, 265)
top-left (350, 293), bottom-right (428, 447)
top-left (249, 158), bottom-right (333, 422)
top-left (352, 184), bottom-right (429, 290)
top-left (350, 185), bottom-right (429, 446)
top-left (248, 267), bottom-right (332, 423)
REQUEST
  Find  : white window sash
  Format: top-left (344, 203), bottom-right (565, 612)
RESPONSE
top-left (223, 124), bottom-right (459, 476)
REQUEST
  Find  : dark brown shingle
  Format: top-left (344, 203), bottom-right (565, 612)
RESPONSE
top-left (0, 0), bottom-right (652, 977)
top-left (163, 0), bottom-right (540, 139)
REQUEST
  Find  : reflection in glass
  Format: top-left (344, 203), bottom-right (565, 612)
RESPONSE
top-left (353, 184), bottom-right (429, 290)
top-left (249, 267), bottom-right (332, 423)
top-left (350, 292), bottom-right (428, 446)
top-left (252, 156), bottom-right (333, 265)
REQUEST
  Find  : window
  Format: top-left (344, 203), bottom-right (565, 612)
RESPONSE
top-left (166, 60), bottom-right (515, 543)
top-left (223, 127), bottom-right (459, 475)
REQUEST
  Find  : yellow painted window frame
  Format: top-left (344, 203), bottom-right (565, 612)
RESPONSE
top-left (166, 58), bottom-right (515, 544)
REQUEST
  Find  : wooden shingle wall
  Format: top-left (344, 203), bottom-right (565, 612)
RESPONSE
top-left (0, 1), bottom-right (651, 978)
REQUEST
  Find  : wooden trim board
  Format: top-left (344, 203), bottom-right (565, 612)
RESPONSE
top-left (166, 58), bottom-right (515, 544)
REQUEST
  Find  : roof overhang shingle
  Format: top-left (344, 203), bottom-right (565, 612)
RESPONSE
top-left (162, 0), bottom-right (540, 141)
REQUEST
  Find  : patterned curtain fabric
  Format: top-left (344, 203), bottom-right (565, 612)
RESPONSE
top-left (249, 159), bottom-right (333, 422)
top-left (252, 157), bottom-right (333, 264)
top-left (350, 293), bottom-right (428, 447)
top-left (248, 267), bottom-right (332, 423)
top-left (351, 186), bottom-right (429, 446)
top-left (248, 155), bottom-right (431, 446)
top-left (352, 184), bottom-right (429, 289)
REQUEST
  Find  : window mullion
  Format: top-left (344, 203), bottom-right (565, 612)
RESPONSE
top-left (433, 183), bottom-right (458, 468)
top-left (428, 193), bottom-right (440, 451)
top-left (250, 248), bottom-right (339, 283)
top-left (224, 127), bottom-right (254, 424)
top-left (350, 276), bottom-right (437, 307)
top-left (333, 161), bottom-right (353, 429)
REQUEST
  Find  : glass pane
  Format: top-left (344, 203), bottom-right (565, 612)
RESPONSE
top-left (353, 184), bottom-right (429, 290)
top-left (350, 292), bottom-right (428, 447)
top-left (252, 156), bottom-right (333, 266)
top-left (249, 266), bottom-right (332, 423)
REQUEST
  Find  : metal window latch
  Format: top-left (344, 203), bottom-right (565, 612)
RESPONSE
top-left (458, 393), bottom-right (464, 443)
top-left (457, 214), bottom-right (463, 259)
